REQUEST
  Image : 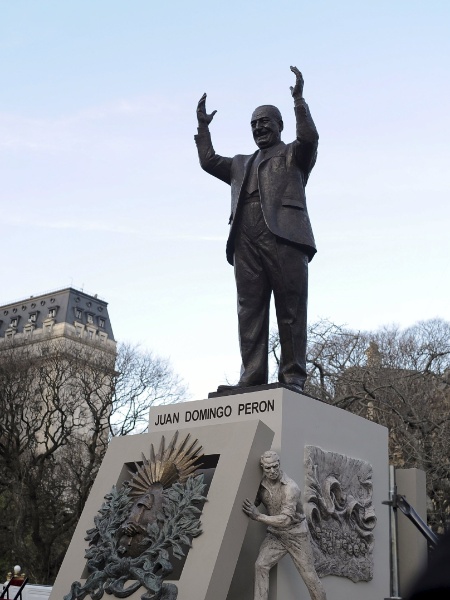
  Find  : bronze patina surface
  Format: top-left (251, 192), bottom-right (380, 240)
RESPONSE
top-left (195, 67), bottom-right (319, 395)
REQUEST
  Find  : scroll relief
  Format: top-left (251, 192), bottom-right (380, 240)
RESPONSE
top-left (304, 446), bottom-right (376, 582)
top-left (65, 432), bottom-right (207, 600)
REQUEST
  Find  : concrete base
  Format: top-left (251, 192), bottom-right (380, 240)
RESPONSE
top-left (50, 388), bottom-right (389, 600)
top-left (150, 387), bottom-right (390, 600)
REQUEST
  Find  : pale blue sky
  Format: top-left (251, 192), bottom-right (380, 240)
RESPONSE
top-left (1, 1), bottom-right (449, 399)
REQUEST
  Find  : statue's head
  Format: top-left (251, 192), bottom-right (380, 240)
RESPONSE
top-left (260, 450), bottom-right (281, 481)
top-left (251, 105), bottom-right (283, 149)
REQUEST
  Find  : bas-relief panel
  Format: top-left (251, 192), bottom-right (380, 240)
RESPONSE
top-left (304, 446), bottom-right (376, 582)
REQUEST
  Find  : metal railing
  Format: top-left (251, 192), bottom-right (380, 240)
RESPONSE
top-left (1, 578), bottom-right (29, 600)
top-left (383, 465), bottom-right (439, 600)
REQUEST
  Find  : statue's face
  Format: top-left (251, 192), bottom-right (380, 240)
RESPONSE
top-left (261, 457), bottom-right (281, 481)
top-left (251, 107), bottom-right (283, 149)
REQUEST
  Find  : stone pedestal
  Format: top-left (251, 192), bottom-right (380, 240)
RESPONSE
top-left (51, 387), bottom-right (389, 600)
top-left (150, 386), bottom-right (390, 600)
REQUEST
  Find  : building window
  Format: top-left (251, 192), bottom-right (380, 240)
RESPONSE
top-left (87, 314), bottom-right (94, 324)
top-left (98, 318), bottom-right (105, 329)
top-left (11, 317), bottom-right (18, 328)
top-left (29, 313), bottom-right (38, 323)
top-left (48, 308), bottom-right (56, 318)
top-left (24, 326), bottom-right (33, 339)
top-left (75, 308), bottom-right (82, 320)
top-left (88, 330), bottom-right (94, 340)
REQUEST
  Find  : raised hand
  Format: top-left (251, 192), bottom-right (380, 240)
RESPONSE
top-left (196, 93), bottom-right (217, 126)
top-left (289, 66), bottom-right (304, 99)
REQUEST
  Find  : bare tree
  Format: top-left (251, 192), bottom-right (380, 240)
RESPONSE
top-left (111, 343), bottom-right (186, 436)
top-left (0, 338), bottom-right (186, 583)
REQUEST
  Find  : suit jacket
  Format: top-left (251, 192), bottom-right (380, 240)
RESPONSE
top-left (195, 98), bottom-right (319, 265)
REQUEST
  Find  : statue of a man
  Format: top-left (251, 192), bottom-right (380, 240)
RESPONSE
top-left (195, 67), bottom-right (318, 394)
top-left (243, 451), bottom-right (326, 600)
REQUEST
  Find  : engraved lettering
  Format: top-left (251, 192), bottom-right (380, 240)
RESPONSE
top-left (154, 412), bottom-right (180, 426)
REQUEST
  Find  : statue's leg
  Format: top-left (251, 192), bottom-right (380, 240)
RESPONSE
top-left (234, 202), bottom-right (271, 385)
top-left (270, 240), bottom-right (309, 390)
top-left (254, 534), bottom-right (287, 600)
top-left (286, 532), bottom-right (327, 600)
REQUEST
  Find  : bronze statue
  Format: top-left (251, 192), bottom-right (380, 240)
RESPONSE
top-left (243, 451), bottom-right (327, 600)
top-left (195, 66), bottom-right (318, 394)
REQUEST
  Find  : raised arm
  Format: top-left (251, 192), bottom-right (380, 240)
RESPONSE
top-left (194, 93), bottom-right (232, 185)
top-left (290, 66), bottom-right (319, 179)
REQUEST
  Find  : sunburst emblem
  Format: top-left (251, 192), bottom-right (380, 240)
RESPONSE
top-left (65, 431), bottom-right (208, 600)
top-left (128, 431), bottom-right (204, 495)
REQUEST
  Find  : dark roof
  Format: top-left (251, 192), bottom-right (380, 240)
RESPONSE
top-left (0, 287), bottom-right (115, 340)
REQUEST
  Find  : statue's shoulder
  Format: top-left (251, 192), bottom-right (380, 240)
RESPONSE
top-left (285, 140), bottom-right (300, 153)
top-left (280, 471), bottom-right (300, 492)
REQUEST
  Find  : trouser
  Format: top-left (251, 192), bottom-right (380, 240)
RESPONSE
top-left (254, 531), bottom-right (326, 600)
top-left (233, 200), bottom-right (308, 388)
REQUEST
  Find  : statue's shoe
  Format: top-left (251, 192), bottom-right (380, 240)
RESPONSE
top-left (215, 381), bottom-right (305, 394)
top-left (279, 379), bottom-right (305, 395)
top-left (282, 383), bottom-right (304, 394)
top-left (216, 381), bottom-right (260, 393)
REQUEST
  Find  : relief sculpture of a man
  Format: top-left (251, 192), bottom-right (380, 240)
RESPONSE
top-left (243, 451), bottom-right (327, 600)
top-left (195, 67), bottom-right (318, 394)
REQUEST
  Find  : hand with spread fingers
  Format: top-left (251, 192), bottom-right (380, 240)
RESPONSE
top-left (243, 498), bottom-right (260, 521)
top-left (196, 93), bottom-right (217, 127)
top-left (290, 65), bottom-right (304, 99)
